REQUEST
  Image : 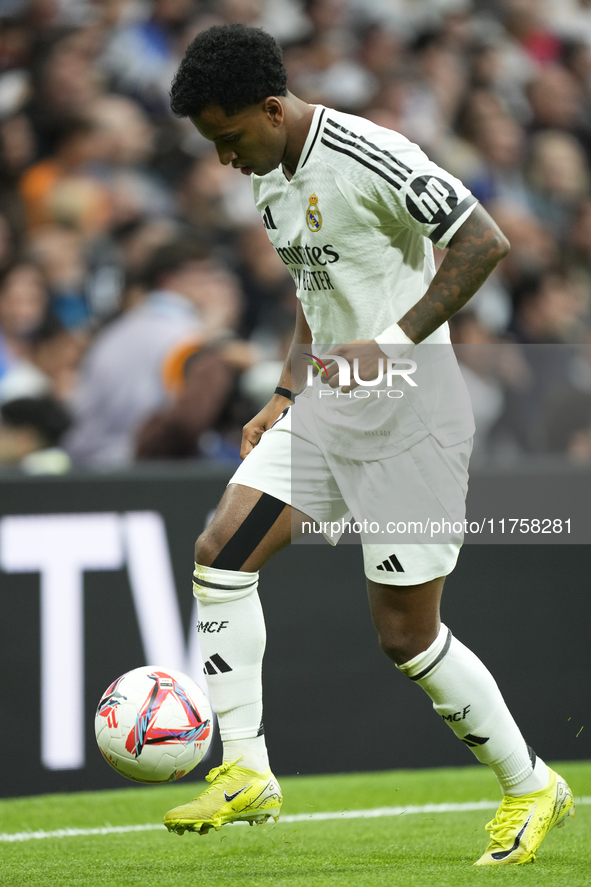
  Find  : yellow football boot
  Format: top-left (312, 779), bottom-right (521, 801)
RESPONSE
top-left (474, 768), bottom-right (575, 865)
top-left (163, 758), bottom-right (282, 835)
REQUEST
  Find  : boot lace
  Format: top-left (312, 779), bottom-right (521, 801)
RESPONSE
top-left (484, 796), bottom-right (534, 848)
top-left (191, 758), bottom-right (244, 800)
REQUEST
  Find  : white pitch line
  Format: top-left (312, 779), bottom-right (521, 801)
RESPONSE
top-left (0, 823), bottom-right (164, 842)
top-left (1, 797), bottom-right (589, 843)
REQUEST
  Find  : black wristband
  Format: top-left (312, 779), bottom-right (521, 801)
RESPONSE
top-left (274, 386), bottom-right (294, 402)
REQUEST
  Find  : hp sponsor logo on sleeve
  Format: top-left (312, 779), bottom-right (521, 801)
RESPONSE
top-left (406, 176), bottom-right (458, 225)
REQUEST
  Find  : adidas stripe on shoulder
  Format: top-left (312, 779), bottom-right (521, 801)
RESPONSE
top-left (321, 117), bottom-right (412, 191)
top-left (319, 112), bottom-right (477, 245)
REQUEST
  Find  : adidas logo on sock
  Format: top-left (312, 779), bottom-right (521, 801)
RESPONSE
top-left (462, 733), bottom-right (490, 747)
top-left (203, 654), bottom-right (233, 675)
top-left (376, 553), bottom-right (404, 573)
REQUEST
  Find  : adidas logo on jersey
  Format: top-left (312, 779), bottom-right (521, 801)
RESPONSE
top-left (262, 205), bottom-right (277, 230)
top-left (376, 553), bottom-right (404, 573)
top-left (203, 654), bottom-right (233, 675)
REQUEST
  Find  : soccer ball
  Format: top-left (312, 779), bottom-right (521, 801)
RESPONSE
top-left (95, 666), bottom-right (212, 784)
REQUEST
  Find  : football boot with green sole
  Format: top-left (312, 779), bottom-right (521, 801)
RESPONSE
top-left (474, 768), bottom-right (575, 865)
top-left (163, 758), bottom-right (282, 836)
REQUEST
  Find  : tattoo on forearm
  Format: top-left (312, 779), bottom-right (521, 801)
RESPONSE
top-left (399, 208), bottom-right (508, 343)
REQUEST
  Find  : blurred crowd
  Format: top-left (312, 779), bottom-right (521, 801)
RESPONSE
top-left (2, 0), bottom-right (591, 471)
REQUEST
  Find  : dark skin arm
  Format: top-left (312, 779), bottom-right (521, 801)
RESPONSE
top-left (398, 203), bottom-right (509, 342)
top-left (323, 203), bottom-right (510, 389)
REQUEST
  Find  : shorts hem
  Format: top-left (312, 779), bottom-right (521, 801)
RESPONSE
top-left (364, 565), bottom-right (455, 586)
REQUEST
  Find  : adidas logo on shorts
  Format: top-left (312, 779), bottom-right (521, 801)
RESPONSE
top-left (376, 553), bottom-right (405, 573)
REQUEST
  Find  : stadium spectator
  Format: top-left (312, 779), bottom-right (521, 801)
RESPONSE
top-left (99, 0), bottom-right (198, 112)
top-left (24, 37), bottom-right (104, 158)
top-left (175, 149), bottom-right (259, 237)
top-left (510, 269), bottom-right (588, 343)
top-left (508, 271), bottom-right (588, 449)
top-left (234, 220), bottom-right (296, 337)
top-left (0, 394), bottom-right (72, 474)
top-left (526, 65), bottom-right (591, 161)
top-left (64, 237), bottom-right (244, 466)
top-left (0, 112), bottom-right (36, 183)
top-left (26, 224), bottom-right (93, 327)
top-left (2, 0), bottom-right (591, 464)
top-left (464, 110), bottom-right (530, 208)
top-left (569, 196), bottom-right (591, 281)
top-left (0, 212), bottom-right (17, 274)
top-left (542, 340), bottom-right (591, 459)
top-left (89, 94), bottom-right (155, 168)
top-left (18, 117), bottom-right (112, 233)
top-left (0, 261), bottom-right (48, 367)
top-left (502, 0), bottom-right (563, 66)
top-left (545, 0), bottom-right (591, 47)
top-left (135, 336), bottom-right (258, 461)
top-left (526, 129), bottom-right (590, 242)
top-left (487, 201), bottom-right (558, 287)
top-left (0, 313), bottom-right (87, 404)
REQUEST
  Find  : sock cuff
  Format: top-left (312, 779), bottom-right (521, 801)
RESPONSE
top-left (492, 744), bottom-right (536, 788)
top-left (218, 702), bottom-right (264, 742)
top-left (193, 562), bottom-right (259, 603)
top-left (397, 623), bottom-right (452, 681)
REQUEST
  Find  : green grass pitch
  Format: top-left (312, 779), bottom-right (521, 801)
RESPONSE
top-left (0, 761), bottom-right (589, 887)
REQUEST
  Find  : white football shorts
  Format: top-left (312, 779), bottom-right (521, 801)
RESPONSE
top-left (229, 407), bottom-right (472, 586)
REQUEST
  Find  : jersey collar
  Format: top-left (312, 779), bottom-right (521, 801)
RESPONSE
top-left (293, 105), bottom-right (326, 177)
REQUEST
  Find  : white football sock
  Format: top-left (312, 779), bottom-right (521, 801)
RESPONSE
top-left (223, 736), bottom-right (270, 774)
top-left (193, 562), bottom-right (269, 772)
top-left (397, 623), bottom-right (549, 796)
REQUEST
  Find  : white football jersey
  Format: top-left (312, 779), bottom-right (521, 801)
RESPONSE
top-left (253, 106), bottom-right (476, 457)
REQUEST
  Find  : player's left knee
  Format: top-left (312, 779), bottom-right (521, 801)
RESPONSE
top-left (376, 630), bottom-right (410, 665)
top-left (376, 628), bottom-right (438, 666)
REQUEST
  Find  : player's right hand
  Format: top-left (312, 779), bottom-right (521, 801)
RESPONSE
top-left (240, 398), bottom-right (288, 459)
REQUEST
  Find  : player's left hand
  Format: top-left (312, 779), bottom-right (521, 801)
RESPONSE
top-left (322, 340), bottom-right (382, 392)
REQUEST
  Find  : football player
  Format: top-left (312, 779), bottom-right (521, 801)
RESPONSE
top-left (164, 24), bottom-right (574, 865)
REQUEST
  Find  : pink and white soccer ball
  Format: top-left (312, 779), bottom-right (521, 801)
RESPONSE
top-left (95, 666), bottom-right (212, 784)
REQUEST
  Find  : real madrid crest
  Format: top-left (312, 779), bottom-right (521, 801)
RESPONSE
top-left (306, 193), bottom-right (322, 232)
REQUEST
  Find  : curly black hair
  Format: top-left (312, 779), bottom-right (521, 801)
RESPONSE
top-left (170, 24), bottom-right (288, 119)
